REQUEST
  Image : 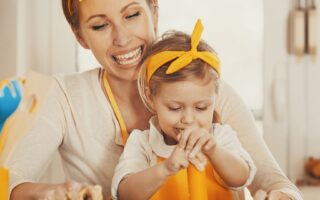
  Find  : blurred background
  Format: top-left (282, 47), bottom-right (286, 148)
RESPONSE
top-left (0, 0), bottom-right (319, 198)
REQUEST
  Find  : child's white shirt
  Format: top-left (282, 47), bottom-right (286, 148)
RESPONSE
top-left (111, 117), bottom-right (256, 199)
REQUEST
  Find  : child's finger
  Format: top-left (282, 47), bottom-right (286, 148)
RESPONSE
top-left (184, 130), bottom-right (200, 153)
top-left (189, 151), bottom-right (207, 171)
top-left (196, 152), bottom-right (207, 165)
top-left (204, 139), bottom-right (216, 152)
top-left (180, 159), bottom-right (189, 169)
top-left (189, 157), bottom-right (205, 171)
top-left (189, 134), bottom-right (211, 158)
top-left (178, 127), bottom-right (194, 149)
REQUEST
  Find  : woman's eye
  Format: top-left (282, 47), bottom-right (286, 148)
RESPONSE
top-left (126, 11), bottom-right (140, 19)
top-left (92, 24), bottom-right (108, 31)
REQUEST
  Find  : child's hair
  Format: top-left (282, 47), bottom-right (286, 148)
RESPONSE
top-left (138, 30), bottom-right (220, 113)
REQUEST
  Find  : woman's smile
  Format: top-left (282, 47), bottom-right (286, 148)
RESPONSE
top-left (112, 46), bottom-right (143, 67)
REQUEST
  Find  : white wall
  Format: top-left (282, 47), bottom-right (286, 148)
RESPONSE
top-left (157, 0), bottom-right (264, 111)
top-left (263, 0), bottom-right (320, 181)
top-left (263, 0), bottom-right (291, 176)
top-left (0, 1), bottom-right (17, 79)
top-left (0, 0), bottom-right (77, 79)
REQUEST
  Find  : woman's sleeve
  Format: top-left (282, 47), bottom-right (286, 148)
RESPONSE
top-left (111, 131), bottom-right (151, 200)
top-left (215, 80), bottom-right (303, 200)
top-left (2, 78), bottom-right (67, 195)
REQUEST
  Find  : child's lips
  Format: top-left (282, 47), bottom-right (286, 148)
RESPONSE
top-left (175, 128), bottom-right (185, 134)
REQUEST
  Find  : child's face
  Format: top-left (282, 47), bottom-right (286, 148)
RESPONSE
top-left (150, 79), bottom-right (216, 145)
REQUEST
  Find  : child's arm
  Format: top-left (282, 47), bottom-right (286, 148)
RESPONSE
top-left (180, 125), bottom-right (255, 189)
top-left (118, 146), bottom-right (188, 200)
top-left (118, 162), bottom-right (169, 200)
top-left (203, 142), bottom-right (250, 187)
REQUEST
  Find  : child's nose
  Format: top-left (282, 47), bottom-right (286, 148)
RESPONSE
top-left (181, 109), bottom-right (194, 124)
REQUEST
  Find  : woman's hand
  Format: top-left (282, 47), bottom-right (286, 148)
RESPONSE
top-left (254, 189), bottom-right (294, 200)
top-left (39, 181), bottom-right (103, 200)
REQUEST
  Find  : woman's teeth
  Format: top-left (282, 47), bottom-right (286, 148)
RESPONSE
top-left (114, 47), bottom-right (142, 65)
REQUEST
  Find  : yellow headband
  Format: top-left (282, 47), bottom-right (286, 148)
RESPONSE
top-left (146, 19), bottom-right (220, 83)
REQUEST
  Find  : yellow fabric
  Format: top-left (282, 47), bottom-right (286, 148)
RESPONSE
top-left (0, 80), bottom-right (10, 91)
top-left (0, 168), bottom-right (9, 200)
top-left (0, 123), bottom-right (8, 155)
top-left (146, 19), bottom-right (220, 83)
top-left (102, 70), bottom-right (129, 144)
top-left (0, 119), bottom-right (9, 200)
top-left (0, 80), bottom-right (11, 200)
top-left (150, 157), bottom-right (233, 200)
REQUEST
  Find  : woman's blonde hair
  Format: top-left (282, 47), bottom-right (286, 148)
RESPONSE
top-left (138, 31), bottom-right (220, 113)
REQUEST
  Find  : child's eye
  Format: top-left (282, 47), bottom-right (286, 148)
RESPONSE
top-left (168, 107), bottom-right (181, 111)
top-left (126, 11), bottom-right (140, 19)
top-left (196, 107), bottom-right (208, 111)
top-left (92, 23), bottom-right (108, 31)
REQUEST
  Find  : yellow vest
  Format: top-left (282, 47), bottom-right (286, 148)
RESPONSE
top-left (151, 157), bottom-right (233, 200)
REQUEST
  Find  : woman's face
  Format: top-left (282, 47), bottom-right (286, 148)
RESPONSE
top-left (77, 0), bottom-right (157, 80)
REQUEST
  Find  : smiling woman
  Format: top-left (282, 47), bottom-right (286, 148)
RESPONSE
top-left (72, 0), bottom-right (157, 81)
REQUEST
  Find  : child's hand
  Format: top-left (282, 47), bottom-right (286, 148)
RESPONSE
top-left (188, 151), bottom-right (207, 171)
top-left (163, 146), bottom-right (189, 176)
top-left (178, 127), bottom-right (216, 159)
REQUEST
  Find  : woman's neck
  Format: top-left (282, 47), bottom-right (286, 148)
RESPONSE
top-left (101, 70), bottom-right (152, 132)
top-left (103, 72), bottom-right (140, 102)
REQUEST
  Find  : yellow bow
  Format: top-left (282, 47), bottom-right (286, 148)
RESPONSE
top-left (146, 19), bottom-right (220, 83)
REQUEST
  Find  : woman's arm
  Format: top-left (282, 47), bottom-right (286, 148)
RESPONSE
top-left (1, 77), bottom-right (68, 199)
top-left (11, 182), bottom-right (56, 200)
top-left (11, 181), bottom-right (102, 200)
top-left (216, 80), bottom-right (302, 199)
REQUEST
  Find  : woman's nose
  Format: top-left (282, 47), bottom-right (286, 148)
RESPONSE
top-left (112, 24), bottom-right (132, 47)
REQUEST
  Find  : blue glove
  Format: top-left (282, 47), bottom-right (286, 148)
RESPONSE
top-left (0, 80), bottom-right (22, 134)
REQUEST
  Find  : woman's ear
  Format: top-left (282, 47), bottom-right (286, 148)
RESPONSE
top-left (73, 28), bottom-right (89, 49)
